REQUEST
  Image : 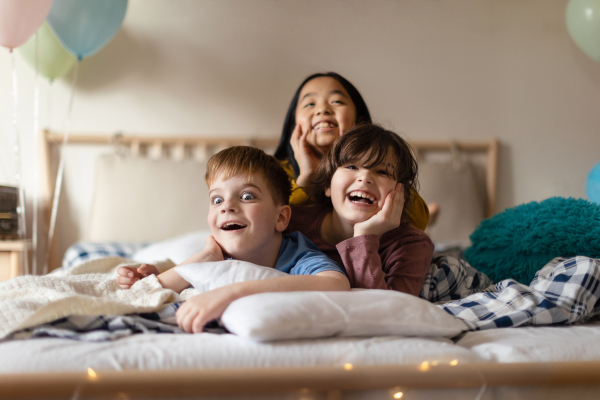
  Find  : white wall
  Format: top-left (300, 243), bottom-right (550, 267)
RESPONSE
top-left (1, 0), bottom-right (599, 264)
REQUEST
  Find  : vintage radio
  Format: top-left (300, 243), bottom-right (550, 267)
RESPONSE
top-left (0, 185), bottom-right (19, 239)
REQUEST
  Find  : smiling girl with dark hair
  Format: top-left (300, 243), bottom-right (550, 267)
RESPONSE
top-left (274, 72), bottom-right (431, 231)
top-left (287, 124), bottom-right (433, 294)
top-left (274, 72), bottom-right (372, 178)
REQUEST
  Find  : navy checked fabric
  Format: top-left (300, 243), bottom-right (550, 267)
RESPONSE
top-left (62, 241), bottom-right (149, 270)
top-left (439, 256), bottom-right (600, 331)
top-left (420, 255), bottom-right (494, 303)
top-left (9, 302), bottom-right (227, 341)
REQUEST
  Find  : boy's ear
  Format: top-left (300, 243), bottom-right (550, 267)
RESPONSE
top-left (325, 187), bottom-right (331, 198)
top-left (275, 205), bottom-right (292, 232)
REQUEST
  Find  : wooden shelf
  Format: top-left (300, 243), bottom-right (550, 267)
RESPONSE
top-left (0, 239), bottom-right (30, 281)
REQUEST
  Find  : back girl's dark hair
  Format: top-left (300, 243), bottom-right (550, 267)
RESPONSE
top-left (306, 124), bottom-right (418, 208)
top-left (273, 72), bottom-right (372, 177)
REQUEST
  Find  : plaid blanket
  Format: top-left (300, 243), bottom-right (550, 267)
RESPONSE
top-left (420, 255), bottom-right (493, 302)
top-left (438, 256), bottom-right (600, 330)
top-left (62, 242), bottom-right (148, 269)
top-left (9, 256), bottom-right (600, 340)
top-left (8, 302), bottom-right (227, 341)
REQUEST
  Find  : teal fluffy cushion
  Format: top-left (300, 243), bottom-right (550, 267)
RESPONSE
top-left (464, 197), bottom-right (600, 284)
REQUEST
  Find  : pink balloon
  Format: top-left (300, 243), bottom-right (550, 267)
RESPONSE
top-left (0, 0), bottom-right (54, 50)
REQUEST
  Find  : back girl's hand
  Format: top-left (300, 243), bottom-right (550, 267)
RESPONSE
top-left (353, 183), bottom-right (405, 238)
top-left (179, 235), bottom-right (225, 266)
top-left (116, 263), bottom-right (160, 289)
top-left (290, 124), bottom-right (321, 187)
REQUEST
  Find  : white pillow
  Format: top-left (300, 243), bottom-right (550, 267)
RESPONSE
top-left (168, 259), bottom-right (466, 341)
top-left (174, 260), bottom-right (288, 293)
top-left (132, 230), bottom-right (212, 265)
top-left (222, 290), bottom-right (467, 341)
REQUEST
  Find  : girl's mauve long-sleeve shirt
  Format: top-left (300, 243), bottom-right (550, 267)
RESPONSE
top-left (288, 205), bottom-right (434, 296)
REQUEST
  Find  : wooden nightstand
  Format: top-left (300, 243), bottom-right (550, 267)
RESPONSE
top-left (0, 240), bottom-right (30, 282)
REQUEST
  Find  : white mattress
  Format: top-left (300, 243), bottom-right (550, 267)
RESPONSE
top-left (456, 320), bottom-right (600, 363)
top-left (0, 333), bottom-right (482, 373)
top-left (3, 322), bottom-right (600, 373)
top-left (4, 327), bottom-right (600, 400)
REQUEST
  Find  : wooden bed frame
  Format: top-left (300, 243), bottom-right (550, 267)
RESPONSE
top-left (2, 360), bottom-right (600, 399)
top-left (39, 129), bottom-right (499, 272)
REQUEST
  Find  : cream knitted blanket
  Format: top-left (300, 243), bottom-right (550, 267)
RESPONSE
top-left (0, 257), bottom-right (177, 339)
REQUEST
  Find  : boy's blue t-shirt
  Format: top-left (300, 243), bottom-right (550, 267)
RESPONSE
top-left (275, 231), bottom-right (347, 277)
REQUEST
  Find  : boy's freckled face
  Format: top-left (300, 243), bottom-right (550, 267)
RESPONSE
top-left (207, 173), bottom-right (283, 260)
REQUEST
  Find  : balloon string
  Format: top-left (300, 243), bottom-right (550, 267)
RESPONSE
top-left (32, 32), bottom-right (40, 275)
top-left (12, 51), bottom-right (29, 276)
top-left (44, 61), bottom-right (79, 275)
top-left (48, 81), bottom-right (53, 129)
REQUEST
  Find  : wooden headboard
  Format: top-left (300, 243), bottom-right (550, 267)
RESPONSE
top-left (39, 130), bottom-right (498, 271)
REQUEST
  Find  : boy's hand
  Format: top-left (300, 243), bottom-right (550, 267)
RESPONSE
top-left (179, 235), bottom-right (225, 265)
top-left (353, 183), bottom-right (405, 238)
top-left (290, 124), bottom-right (321, 187)
top-left (176, 271), bottom-right (352, 333)
top-left (176, 286), bottom-right (238, 333)
top-left (116, 264), bottom-right (160, 289)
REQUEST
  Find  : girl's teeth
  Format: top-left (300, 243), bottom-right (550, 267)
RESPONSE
top-left (349, 191), bottom-right (375, 202)
top-left (314, 122), bottom-right (336, 129)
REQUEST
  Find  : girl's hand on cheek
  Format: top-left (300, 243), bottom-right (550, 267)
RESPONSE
top-left (353, 183), bottom-right (405, 238)
top-left (291, 124), bottom-right (321, 187)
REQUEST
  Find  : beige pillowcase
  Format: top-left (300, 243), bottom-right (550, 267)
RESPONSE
top-left (88, 155), bottom-right (209, 242)
top-left (418, 158), bottom-right (485, 243)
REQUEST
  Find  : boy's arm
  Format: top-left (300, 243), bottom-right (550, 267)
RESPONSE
top-left (116, 264), bottom-right (192, 292)
top-left (116, 235), bottom-right (225, 293)
top-left (176, 271), bottom-right (349, 333)
top-left (158, 235), bottom-right (226, 293)
top-left (156, 268), bottom-right (192, 293)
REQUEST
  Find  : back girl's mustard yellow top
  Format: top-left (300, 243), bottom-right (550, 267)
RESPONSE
top-left (281, 160), bottom-right (430, 231)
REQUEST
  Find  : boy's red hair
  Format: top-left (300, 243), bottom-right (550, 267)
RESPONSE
top-left (205, 146), bottom-right (291, 206)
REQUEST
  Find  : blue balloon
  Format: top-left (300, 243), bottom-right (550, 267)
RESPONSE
top-left (47, 0), bottom-right (128, 60)
top-left (587, 161), bottom-right (600, 204)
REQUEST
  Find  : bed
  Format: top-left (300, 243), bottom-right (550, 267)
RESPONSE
top-left (2, 130), bottom-right (600, 400)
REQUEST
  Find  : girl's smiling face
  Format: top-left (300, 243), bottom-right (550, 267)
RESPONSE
top-left (295, 77), bottom-right (357, 157)
top-left (325, 150), bottom-right (398, 227)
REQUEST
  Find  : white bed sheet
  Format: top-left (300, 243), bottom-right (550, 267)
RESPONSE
top-left (0, 333), bottom-right (482, 373)
top-left (456, 320), bottom-right (600, 363)
top-left (6, 322), bottom-right (600, 372)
